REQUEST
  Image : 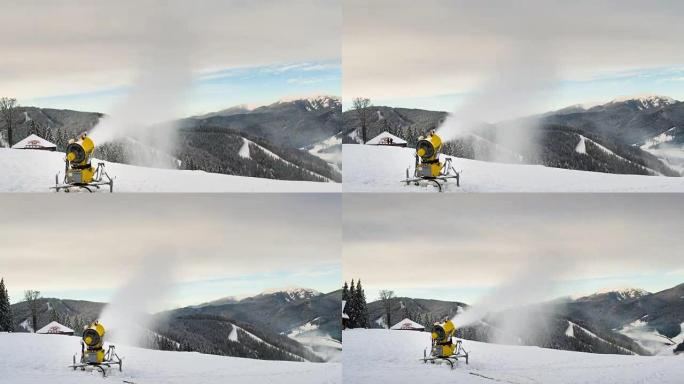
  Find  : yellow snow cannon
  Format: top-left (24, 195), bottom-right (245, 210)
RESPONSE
top-left (402, 130), bottom-right (460, 192)
top-left (82, 322), bottom-right (106, 364)
top-left (69, 321), bottom-right (122, 377)
top-left (421, 319), bottom-right (469, 368)
top-left (51, 133), bottom-right (114, 192)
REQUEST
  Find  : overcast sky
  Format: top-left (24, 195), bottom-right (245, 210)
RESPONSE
top-left (343, 0), bottom-right (684, 114)
top-left (344, 194), bottom-right (684, 304)
top-left (0, 0), bottom-right (341, 115)
top-left (0, 194), bottom-right (341, 309)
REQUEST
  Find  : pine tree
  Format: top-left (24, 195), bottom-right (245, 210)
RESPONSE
top-left (342, 281), bottom-right (350, 306)
top-left (354, 280), bottom-right (370, 328)
top-left (348, 280), bottom-right (357, 327)
top-left (0, 278), bottom-right (13, 332)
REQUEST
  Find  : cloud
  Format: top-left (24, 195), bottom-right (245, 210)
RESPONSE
top-left (0, 0), bottom-right (341, 100)
top-left (0, 194), bottom-right (341, 300)
top-left (343, 194), bottom-right (684, 298)
top-left (343, 0), bottom-right (684, 106)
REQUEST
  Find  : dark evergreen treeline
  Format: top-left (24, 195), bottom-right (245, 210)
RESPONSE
top-left (0, 278), bottom-right (13, 332)
top-left (154, 314), bottom-right (324, 362)
top-left (176, 125), bottom-right (341, 182)
top-left (342, 279), bottom-right (369, 328)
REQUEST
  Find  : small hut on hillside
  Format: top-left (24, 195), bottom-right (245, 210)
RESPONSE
top-left (390, 318), bottom-right (425, 331)
top-left (11, 134), bottom-right (57, 151)
top-left (366, 131), bottom-right (407, 147)
top-left (342, 300), bottom-right (350, 329)
top-left (36, 321), bottom-right (74, 335)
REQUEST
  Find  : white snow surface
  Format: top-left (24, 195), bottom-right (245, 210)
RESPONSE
top-left (0, 148), bottom-right (340, 192)
top-left (229, 324), bottom-right (239, 342)
top-left (343, 329), bottom-right (684, 384)
top-left (238, 138), bottom-right (251, 159)
top-left (0, 333), bottom-right (340, 384)
top-left (343, 144), bottom-right (684, 192)
top-left (575, 135), bottom-right (587, 154)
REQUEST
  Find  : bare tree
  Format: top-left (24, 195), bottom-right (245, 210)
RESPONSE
top-left (378, 289), bottom-right (395, 329)
top-left (23, 290), bottom-right (41, 332)
top-left (0, 97), bottom-right (18, 147)
top-left (352, 97), bottom-right (372, 144)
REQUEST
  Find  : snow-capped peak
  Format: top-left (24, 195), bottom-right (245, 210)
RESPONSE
top-left (593, 287), bottom-right (651, 301)
top-left (260, 286), bottom-right (322, 302)
top-left (608, 94), bottom-right (677, 110)
top-left (275, 95), bottom-right (341, 111)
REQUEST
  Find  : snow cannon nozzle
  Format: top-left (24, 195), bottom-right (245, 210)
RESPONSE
top-left (401, 130), bottom-right (460, 191)
top-left (421, 319), bottom-right (469, 368)
top-left (52, 132), bottom-right (114, 192)
top-left (70, 321), bottom-right (122, 377)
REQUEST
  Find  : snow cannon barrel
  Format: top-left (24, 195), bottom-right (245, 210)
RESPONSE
top-left (431, 320), bottom-right (457, 357)
top-left (431, 319), bottom-right (456, 344)
top-left (65, 133), bottom-right (96, 185)
top-left (82, 321), bottom-right (106, 364)
top-left (415, 130), bottom-right (443, 178)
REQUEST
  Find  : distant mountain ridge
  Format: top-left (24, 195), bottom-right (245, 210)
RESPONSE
top-left (342, 95), bottom-right (684, 176)
top-left (0, 96), bottom-right (342, 182)
top-left (364, 283), bottom-right (684, 356)
top-left (8, 287), bottom-right (341, 362)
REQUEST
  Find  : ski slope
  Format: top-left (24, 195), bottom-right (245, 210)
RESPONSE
top-left (0, 333), bottom-right (340, 384)
top-left (343, 329), bottom-right (684, 384)
top-left (343, 145), bottom-right (684, 192)
top-left (0, 149), bottom-right (340, 192)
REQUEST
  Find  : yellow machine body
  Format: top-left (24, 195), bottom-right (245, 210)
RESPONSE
top-left (415, 132), bottom-right (444, 178)
top-left (431, 320), bottom-right (457, 358)
top-left (65, 134), bottom-right (96, 185)
top-left (82, 322), bottom-right (106, 364)
top-left (71, 320), bottom-right (122, 376)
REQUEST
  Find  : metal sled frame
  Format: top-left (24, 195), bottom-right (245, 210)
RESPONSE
top-left (69, 344), bottom-right (122, 377)
top-left (402, 156), bottom-right (461, 192)
top-left (51, 162), bottom-right (114, 193)
top-left (421, 339), bottom-right (469, 369)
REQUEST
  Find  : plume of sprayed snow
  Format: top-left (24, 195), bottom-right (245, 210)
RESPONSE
top-left (89, 5), bottom-right (195, 168)
top-left (452, 254), bottom-right (571, 344)
top-left (438, 39), bottom-right (558, 163)
top-left (98, 253), bottom-right (178, 347)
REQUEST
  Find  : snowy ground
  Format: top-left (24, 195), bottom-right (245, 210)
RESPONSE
top-left (0, 149), bottom-right (340, 192)
top-left (343, 145), bottom-right (684, 192)
top-left (0, 333), bottom-right (340, 384)
top-left (343, 329), bottom-right (684, 384)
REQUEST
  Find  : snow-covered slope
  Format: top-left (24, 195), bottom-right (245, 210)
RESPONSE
top-left (618, 320), bottom-right (684, 355)
top-left (0, 149), bottom-right (340, 192)
top-left (303, 133), bottom-right (342, 173)
top-left (287, 318), bottom-right (342, 362)
top-left (343, 144), bottom-right (684, 192)
top-left (343, 329), bottom-right (684, 384)
top-left (0, 333), bottom-right (340, 384)
top-left (640, 127), bottom-right (684, 174)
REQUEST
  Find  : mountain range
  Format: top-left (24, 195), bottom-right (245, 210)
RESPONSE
top-left (9, 287), bottom-right (342, 363)
top-left (343, 95), bottom-right (684, 176)
top-left (366, 283), bottom-right (684, 356)
top-left (1, 95), bottom-right (342, 182)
